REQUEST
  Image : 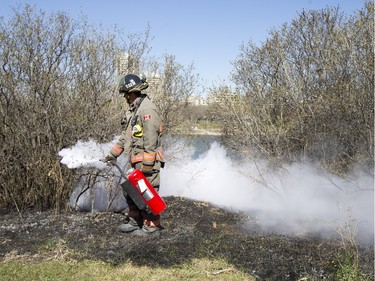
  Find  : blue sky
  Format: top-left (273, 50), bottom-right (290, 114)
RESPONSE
top-left (1, 0), bottom-right (367, 87)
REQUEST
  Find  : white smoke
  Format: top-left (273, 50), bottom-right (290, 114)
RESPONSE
top-left (59, 139), bottom-right (374, 244)
top-left (58, 139), bottom-right (116, 169)
top-left (160, 141), bottom-right (374, 245)
top-left (58, 137), bottom-right (128, 212)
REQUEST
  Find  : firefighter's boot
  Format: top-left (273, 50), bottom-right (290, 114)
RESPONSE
top-left (118, 217), bottom-right (140, 233)
top-left (133, 214), bottom-right (161, 236)
top-left (118, 210), bottom-right (142, 233)
top-left (133, 224), bottom-right (161, 237)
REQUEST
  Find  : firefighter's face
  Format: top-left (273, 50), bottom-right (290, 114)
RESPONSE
top-left (123, 92), bottom-right (136, 105)
top-left (123, 92), bottom-right (130, 103)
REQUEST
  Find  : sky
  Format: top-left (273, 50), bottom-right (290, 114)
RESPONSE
top-left (1, 0), bottom-right (367, 88)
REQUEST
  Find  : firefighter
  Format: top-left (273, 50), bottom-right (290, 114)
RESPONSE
top-left (104, 74), bottom-right (165, 236)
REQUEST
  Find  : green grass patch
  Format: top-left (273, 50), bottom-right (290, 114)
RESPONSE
top-left (334, 252), bottom-right (371, 281)
top-left (0, 258), bottom-right (255, 281)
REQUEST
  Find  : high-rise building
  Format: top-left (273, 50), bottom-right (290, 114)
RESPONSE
top-left (117, 53), bottom-right (139, 75)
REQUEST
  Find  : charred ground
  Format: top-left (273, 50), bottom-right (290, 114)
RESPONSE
top-left (0, 196), bottom-right (373, 280)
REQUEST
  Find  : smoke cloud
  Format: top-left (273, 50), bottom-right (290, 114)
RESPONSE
top-left (59, 139), bottom-right (114, 169)
top-left (58, 138), bottom-right (127, 212)
top-left (59, 139), bottom-right (374, 245)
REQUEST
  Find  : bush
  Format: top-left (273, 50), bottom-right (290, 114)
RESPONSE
top-left (212, 2), bottom-right (374, 175)
top-left (0, 5), bottom-right (200, 211)
top-left (0, 5), bottom-right (142, 210)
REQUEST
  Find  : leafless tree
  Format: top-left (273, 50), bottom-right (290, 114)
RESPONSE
top-left (0, 5), bottom-right (151, 211)
top-left (0, 4), bottom-right (202, 211)
top-left (214, 2), bottom-right (374, 175)
top-left (147, 54), bottom-right (201, 135)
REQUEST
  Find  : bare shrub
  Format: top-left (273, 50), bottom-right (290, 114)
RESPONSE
top-left (0, 4), bottom-right (201, 211)
top-left (0, 5), bottom-right (151, 210)
top-left (146, 54), bottom-right (201, 135)
top-left (214, 2), bottom-right (374, 175)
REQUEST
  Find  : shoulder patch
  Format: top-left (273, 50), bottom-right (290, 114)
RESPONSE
top-left (143, 114), bottom-right (152, 121)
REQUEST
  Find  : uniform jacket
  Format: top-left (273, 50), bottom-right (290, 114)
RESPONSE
top-left (110, 94), bottom-right (164, 169)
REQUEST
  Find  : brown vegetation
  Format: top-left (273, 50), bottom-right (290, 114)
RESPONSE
top-left (209, 3), bottom-right (374, 176)
top-left (0, 3), bottom-right (373, 279)
top-left (0, 5), bottom-right (197, 210)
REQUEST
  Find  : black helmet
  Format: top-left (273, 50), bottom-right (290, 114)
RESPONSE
top-left (118, 74), bottom-right (148, 93)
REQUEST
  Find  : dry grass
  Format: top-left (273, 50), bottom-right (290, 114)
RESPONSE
top-left (0, 197), bottom-right (373, 280)
top-left (0, 258), bottom-right (254, 281)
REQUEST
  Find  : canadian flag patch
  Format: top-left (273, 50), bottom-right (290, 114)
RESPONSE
top-left (143, 114), bottom-right (152, 121)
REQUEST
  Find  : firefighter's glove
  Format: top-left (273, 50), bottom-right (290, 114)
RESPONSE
top-left (103, 154), bottom-right (117, 166)
top-left (141, 164), bottom-right (153, 175)
top-left (103, 144), bottom-right (123, 166)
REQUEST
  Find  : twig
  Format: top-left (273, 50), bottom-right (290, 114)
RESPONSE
top-left (5, 185), bottom-right (23, 220)
top-left (74, 173), bottom-right (93, 209)
top-left (207, 267), bottom-right (235, 276)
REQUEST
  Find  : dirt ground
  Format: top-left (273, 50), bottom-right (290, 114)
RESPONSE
top-left (0, 196), bottom-right (373, 280)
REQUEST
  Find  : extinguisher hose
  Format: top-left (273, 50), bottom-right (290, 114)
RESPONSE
top-left (113, 163), bottom-right (127, 180)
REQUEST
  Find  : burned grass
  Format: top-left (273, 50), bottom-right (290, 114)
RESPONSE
top-left (0, 196), bottom-right (373, 280)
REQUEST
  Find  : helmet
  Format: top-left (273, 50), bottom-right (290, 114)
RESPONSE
top-left (118, 74), bottom-right (148, 94)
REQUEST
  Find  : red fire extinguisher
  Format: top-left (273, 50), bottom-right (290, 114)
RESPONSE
top-left (109, 162), bottom-right (167, 215)
top-left (127, 169), bottom-right (167, 215)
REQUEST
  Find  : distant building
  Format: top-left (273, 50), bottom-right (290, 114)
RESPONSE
top-left (188, 95), bottom-right (207, 106)
top-left (207, 87), bottom-right (237, 105)
top-left (146, 73), bottom-right (163, 92)
top-left (117, 53), bottom-right (139, 75)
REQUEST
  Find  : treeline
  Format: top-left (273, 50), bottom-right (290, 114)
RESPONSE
top-left (210, 2), bottom-right (374, 175)
top-left (0, 5), bottom-right (197, 211)
top-left (0, 3), bottom-right (373, 211)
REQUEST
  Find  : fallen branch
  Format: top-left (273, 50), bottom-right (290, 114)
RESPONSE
top-left (207, 267), bottom-right (235, 276)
